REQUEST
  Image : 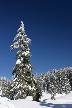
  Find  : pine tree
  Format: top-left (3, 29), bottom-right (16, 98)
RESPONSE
top-left (61, 69), bottom-right (71, 94)
top-left (10, 21), bottom-right (38, 100)
top-left (4, 80), bottom-right (13, 99)
top-left (49, 71), bottom-right (57, 100)
top-left (0, 77), bottom-right (11, 97)
top-left (44, 72), bottom-right (50, 93)
top-left (66, 67), bottom-right (72, 90)
top-left (55, 69), bottom-right (63, 94)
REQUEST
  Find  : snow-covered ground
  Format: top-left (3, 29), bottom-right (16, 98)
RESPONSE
top-left (0, 96), bottom-right (15, 108)
top-left (0, 92), bottom-right (72, 108)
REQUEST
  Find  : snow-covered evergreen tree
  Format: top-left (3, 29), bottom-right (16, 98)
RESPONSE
top-left (61, 68), bottom-right (71, 94)
top-left (10, 21), bottom-right (38, 100)
top-left (44, 72), bottom-right (50, 93)
top-left (55, 69), bottom-right (63, 94)
top-left (35, 67), bottom-right (71, 100)
top-left (0, 77), bottom-right (11, 97)
top-left (65, 67), bottom-right (72, 90)
top-left (49, 71), bottom-right (57, 100)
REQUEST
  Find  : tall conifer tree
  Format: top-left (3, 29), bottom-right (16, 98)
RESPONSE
top-left (10, 21), bottom-right (37, 100)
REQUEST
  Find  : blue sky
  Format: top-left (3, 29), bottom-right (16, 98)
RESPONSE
top-left (0, 0), bottom-right (72, 79)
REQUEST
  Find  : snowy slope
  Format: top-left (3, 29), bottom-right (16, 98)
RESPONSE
top-left (0, 92), bottom-right (72, 108)
top-left (10, 92), bottom-right (72, 108)
top-left (0, 96), bottom-right (15, 108)
top-left (56, 92), bottom-right (72, 103)
top-left (40, 92), bottom-right (66, 102)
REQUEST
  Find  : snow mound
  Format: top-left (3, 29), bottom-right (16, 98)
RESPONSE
top-left (55, 93), bottom-right (66, 98)
top-left (0, 96), bottom-right (15, 108)
top-left (25, 96), bottom-right (33, 101)
top-left (40, 92), bottom-right (51, 102)
top-left (40, 91), bottom-right (72, 104)
top-left (56, 92), bottom-right (72, 103)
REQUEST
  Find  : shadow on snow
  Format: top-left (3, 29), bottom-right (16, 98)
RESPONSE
top-left (40, 102), bottom-right (72, 108)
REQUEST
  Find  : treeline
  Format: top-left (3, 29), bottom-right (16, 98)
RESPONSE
top-left (0, 77), bottom-right (11, 97)
top-left (34, 66), bottom-right (72, 99)
top-left (0, 66), bottom-right (72, 100)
